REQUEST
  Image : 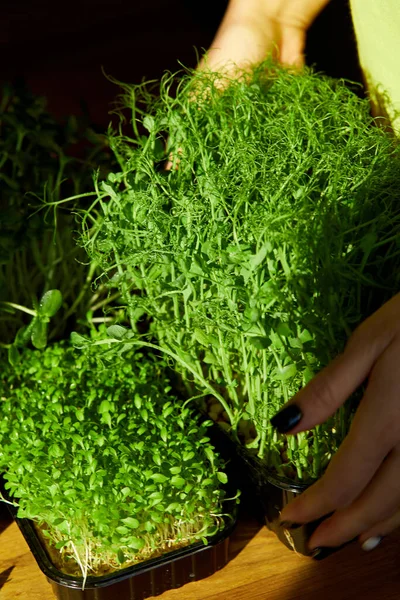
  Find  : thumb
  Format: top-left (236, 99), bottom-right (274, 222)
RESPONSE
top-left (270, 314), bottom-right (395, 435)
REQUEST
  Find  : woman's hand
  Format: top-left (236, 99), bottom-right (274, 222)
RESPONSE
top-left (272, 293), bottom-right (400, 552)
top-left (199, 0), bottom-right (330, 73)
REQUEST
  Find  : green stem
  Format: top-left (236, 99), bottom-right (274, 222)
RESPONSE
top-left (0, 302), bottom-right (36, 317)
top-left (312, 425), bottom-right (321, 478)
top-left (113, 248), bottom-right (137, 333)
top-left (64, 262), bottom-right (97, 321)
top-left (90, 291), bottom-right (121, 313)
top-left (241, 335), bottom-right (254, 415)
top-left (217, 330), bottom-right (239, 409)
top-left (257, 351), bottom-right (269, 459)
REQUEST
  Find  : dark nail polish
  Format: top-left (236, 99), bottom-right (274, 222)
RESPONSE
top-left (280, 521), bottom-right (302, 530)
top-left (270, 404), bottom-right (303, 433)
top-left (309, 547), bottom-right (337, 561)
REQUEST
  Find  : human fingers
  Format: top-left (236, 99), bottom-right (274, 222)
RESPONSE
top-left (279, 25), bottom-right (305, 66)
top-left (307, 443), bottom-right (400, 550)
top-left (359, 506), bottom-right (400, 550)
top-left (279, 334), bottom-right (400, 527)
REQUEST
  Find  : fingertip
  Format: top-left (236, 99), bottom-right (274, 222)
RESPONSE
top-left (270, 403), bottom-right (303, 434)
top-left (360, 536), bottom-right (383, 552)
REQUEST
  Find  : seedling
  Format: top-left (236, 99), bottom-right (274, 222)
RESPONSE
top-left (68, 61), bottom-right (400, 483)
top-left (0, 82), bottom-right (116, 347)
top-left (0, 341), bottom-right (231, 585)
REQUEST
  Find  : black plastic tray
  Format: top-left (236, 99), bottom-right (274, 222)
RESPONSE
top-left (234, 448), bottom-right (322, 555)
top-left (6, 501), bottom-right (236, 600)
top-left (207, 423), bottom-right (347, 558)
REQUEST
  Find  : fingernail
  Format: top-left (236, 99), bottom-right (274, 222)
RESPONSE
top-left (280, 521), bottom-right (302, 530)
top-left (361, 536), bottom-right (382, 552)
top-left (309, 547), bottom-right (337, 561)
top-left (270, 404), bottom-right (303, 433)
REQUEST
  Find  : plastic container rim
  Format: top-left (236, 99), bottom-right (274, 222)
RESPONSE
top-left (5, 498), bottom-right (237, 590)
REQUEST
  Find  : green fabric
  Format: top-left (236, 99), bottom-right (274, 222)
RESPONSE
top-left (351, 0), bottom-right (400, 134)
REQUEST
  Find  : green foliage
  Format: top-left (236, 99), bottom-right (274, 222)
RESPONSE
top-left (0, 342), bottom-right (229, 579)
top-left (5, 289), bottom-right (64, 365)
top-left (74, 61), bottom-right (400, 482)
top-left (0, 82), bottom-right (115, 346)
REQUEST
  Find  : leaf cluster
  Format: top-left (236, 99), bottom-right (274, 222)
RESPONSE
top-left (0, 82), bottom-right (115, 346)
top-left (0, 341), bottom-right (229, 578)
top-left (76, 61), bottom-right (400, 481)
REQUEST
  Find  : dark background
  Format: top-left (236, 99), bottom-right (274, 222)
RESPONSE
top-left (1, 0), bottom-right (362, 126)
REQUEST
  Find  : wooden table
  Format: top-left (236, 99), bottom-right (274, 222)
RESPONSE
top-left (1, 513), bottom-right (399, 600)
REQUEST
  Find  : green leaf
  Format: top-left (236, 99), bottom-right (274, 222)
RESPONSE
top-left (31, 318), bottom-right (47, 349)
top-left (70, 331), bottom-right (89, 347)
top-left (289, 337), bottom-right (303, 349)
top-left (169, 466), bottom-right (181, 475)
top-left (128, 537), bottom-right (145, 550)
top-left (269, 331), bottom-right (284, 349)
top-left (274, 363), bottom-right (297, 381)
top-left (276, 323), bottom-right (292, 338)
top-left (248, 336), bottom-right (269, 350)
top-left (117, 548), bottom-right (126, 564)
top-left (103, 412), bottom-right (112, 428)
top-left (71, 433), bottom-right (83, 446)
top-left (8, 344), bottom-right (19, 366)
top-left (48, 444), bottom-right (63, 458)
top-left (143, 116), bottom-right (155, 133)
top-left (116, 526), bottom-right (130, 535)
top-left (99, 400), bottom-right (111, 414)
top-left (299, 329), bottom-right (313, 344)
top-left (170, 476), bottom-right (186, 488)
top-left (55, 540), bottom-right (69, 550)
top-left (165, 502), bottom-right (181, 513)
top-left (54, 520), bottom-right (70, 534)
top-left (249, 245), bottom-right (268, 269)
top-left (148, 491), bottom-right (163, 500)
top-left (49, 484), bottom-right (58, 497)
top-left (204, 447), bottom-right (215, 464)
top-left (182, 451), bottom-right (195, 462)
top-left (75, 408), bottom-right (85, 422)
top-left (38, 289), bottom-right (63, 318)
top-left (302, 367), bottom-right (314, 385)
top-left (202, 478), bottom-right (214, 486)
top-left (101, 182), bottom-right (118, 199)
top-left (217, 472), bottom-right (228, 484)
top-left (150, 473), bottom-right (168, 483)
top-left (14, 324), bottom-right (34, 347)
top-left (153, 453), bottom-right (161, 466)
top-left (244, 307), bottom-right (260, 323)
top-left (203, 351), bottom-right (219, 364)
top-left (121, 517), bottom-right (140, 529)
top-left (107, 325), bottom-right (128, 340)
top-left (193, 328), bottom-right (212, 347)
top-left (162, 405), bottom-right (174, 418)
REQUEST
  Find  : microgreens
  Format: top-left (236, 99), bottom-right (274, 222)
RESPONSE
top-left (0, 340), bottom-right (230, 584)
top-left (0, 82), bottom-right (117, 349)
top-left (69, 61), bottom-right (400, 482)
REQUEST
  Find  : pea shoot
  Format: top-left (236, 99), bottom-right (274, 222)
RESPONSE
top-left (70, 60), bottom-right (400, 483)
